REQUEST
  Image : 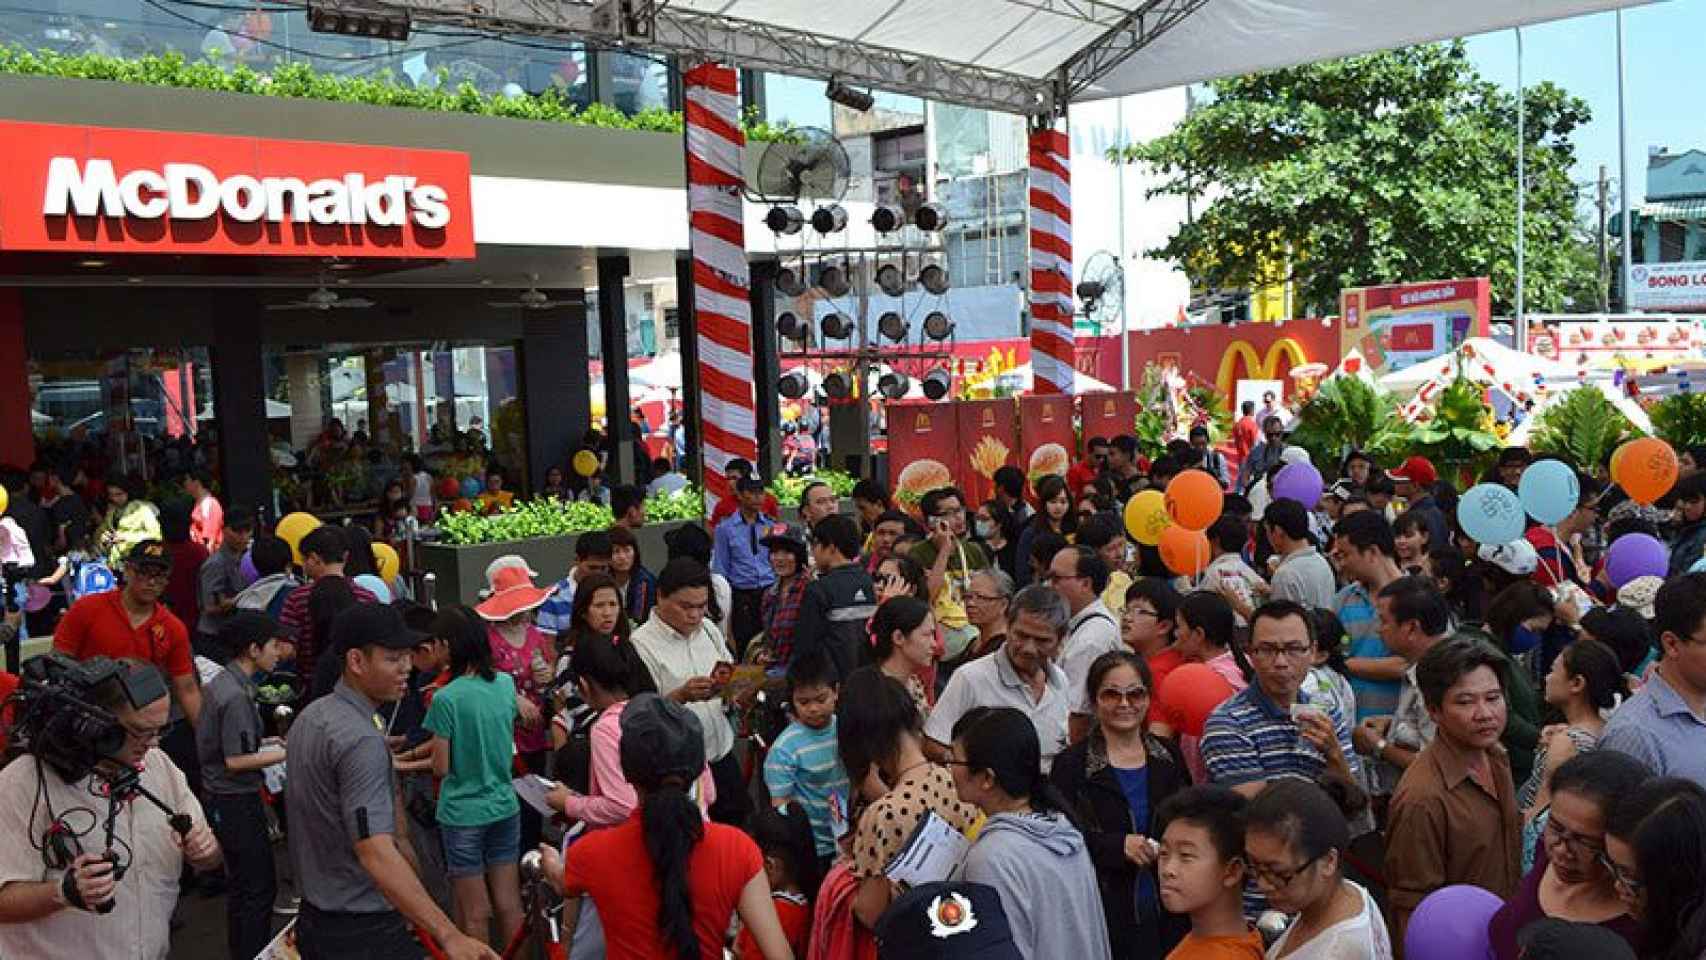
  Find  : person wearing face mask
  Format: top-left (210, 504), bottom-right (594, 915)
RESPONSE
top-left (1243, 778), bottom-right (1387, 959)
top-left (973, 500), bottom-right (1020, 583)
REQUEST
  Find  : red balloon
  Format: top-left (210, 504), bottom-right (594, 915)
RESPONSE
top-left (1159, 662), bottom-right (1236, 738)
top-left (436, 475), bottom-right (462, 500)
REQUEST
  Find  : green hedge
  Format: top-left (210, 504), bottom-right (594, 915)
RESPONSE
top-left (0, 48), bottom-right (799, 141)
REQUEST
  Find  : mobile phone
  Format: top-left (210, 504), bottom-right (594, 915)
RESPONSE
top-left (1289, 703), bottom-right (1327, 724)
top-left (711, 662), bottom-right (734, 687)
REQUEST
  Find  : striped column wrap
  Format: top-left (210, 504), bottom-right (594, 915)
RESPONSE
top-left (683, 62), bottom-right (757, 515)
top-left (1028, 125), bottom-right (1074, 395)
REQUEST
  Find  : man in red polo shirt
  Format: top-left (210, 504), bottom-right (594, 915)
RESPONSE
top-left (53, 540), bottom-right (201, 727)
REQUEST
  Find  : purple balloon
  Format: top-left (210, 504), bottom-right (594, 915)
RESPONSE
top-left (1606, 532), bottom-right (1667, 589)
top-left (1404, 884), bottom-right (1502, 960)
top-left (239, 551), bottom-right (259, 588)
top-left (1271, 461), bottom-right (1324, 510)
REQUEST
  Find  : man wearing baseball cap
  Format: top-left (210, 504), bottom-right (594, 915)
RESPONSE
top-left (286, 604), bottom-right (495, 960)
top-left (1388, 456), bottom-right (1449, 550)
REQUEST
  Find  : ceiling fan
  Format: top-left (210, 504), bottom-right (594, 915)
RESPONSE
top-left (266, 285), bottom-right (376, 312)
top-left (489, 277), bottom-right (575, 311)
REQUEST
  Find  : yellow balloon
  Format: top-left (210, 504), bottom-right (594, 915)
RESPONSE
top-left (372, 542), bottom-right (400, 582)
top-left (275, 512), bottom-right (322, 565)
top-left (0, 485), bottom-right (8, 516)
top-left (1124, 489), bottom-right (1171, 546)
top-left (572, 449), bottom-right (600, 478)
top-left (1609, 441), bottom-right (1632, 486)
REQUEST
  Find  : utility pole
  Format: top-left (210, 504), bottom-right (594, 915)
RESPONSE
top-left (1515, 26), bottom-right (1525, 345)
top-left (1597, 165), bottom-right (1611, 313)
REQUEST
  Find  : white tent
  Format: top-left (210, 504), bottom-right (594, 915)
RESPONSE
top-left (628, 353), bottom-right (684, 390)
top-left (1504, 381), bottom-right (1654, 445)
top-left (1378, 338), bottom-right (1570, 396)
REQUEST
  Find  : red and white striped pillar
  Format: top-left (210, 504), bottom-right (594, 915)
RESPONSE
top-left (1028, 124), bottom-right (1073, 395)
top-left (683, 62), bottom-right (757, 514)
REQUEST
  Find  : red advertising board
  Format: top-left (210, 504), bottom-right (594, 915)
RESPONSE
top-left (956, 399), bottom-right (1019, 508)
top-left (1340, 278), bottom-right (1490, 379)
top-left (0, 120), bottom-right (475, 258)
top-left (886, 400), bottom-right (962, 510)
top-left (1079, 392), bottom-right (1138, 451)
top-left (1017, 394), bottom-right (1076, 482)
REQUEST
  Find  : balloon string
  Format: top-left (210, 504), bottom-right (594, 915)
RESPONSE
top-left (1545, 524), bottom-right (1569, 591)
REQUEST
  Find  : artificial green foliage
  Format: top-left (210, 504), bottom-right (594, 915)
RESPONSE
top-left (770, 470), bottom-right (857, 506)
top-left (1289, 377), bottom-right (1406, 469)
top-left (1111, 42), bottom-right (1597, 316)
top-left (0, 48), bottom-right (799, 142)
top-left (1650, 393), bottom-right (1706, 450)
top-left (1530, 387), bottom-right (1641, 470)
top-left (438, 487), bottom-right (704, 545)
top-left (1405, 376), bottom-right (1502, 485)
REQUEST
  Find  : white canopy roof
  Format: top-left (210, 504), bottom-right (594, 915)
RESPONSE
top-left (1378, 338), bottom-right (1570, 395)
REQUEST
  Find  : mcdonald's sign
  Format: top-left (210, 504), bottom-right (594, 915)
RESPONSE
top-left (1214, 338), bottom-right (1309, 398)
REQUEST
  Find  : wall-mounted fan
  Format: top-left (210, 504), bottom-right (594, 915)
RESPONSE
top-left (1076, 250), bottom-right (1125, 333)
top-left (265, 286), bottom-right (376, 312)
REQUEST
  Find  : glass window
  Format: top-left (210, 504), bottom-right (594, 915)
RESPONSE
top-left (604, 50), bottom-right (670, 114)
top-left (30, 347), bottom-right (213, 489)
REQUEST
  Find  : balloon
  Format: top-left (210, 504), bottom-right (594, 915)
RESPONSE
top-left (1609, 441), bottom-right (1632, 485)
top-left (23, 583), bottom-right (50, 613)
top-left (1271, 462), bottom-right (1324, 510)
top-left (1124, 490), bottom-right (1171, 546)
top-left (452, 497), bottom-right (473, 513)
top-left (1457, 483), bottom-right (1525, 545)
top-left (1159, 525), bottom-right (1210, 577)
top-left (436, 475), bottom-right (461, 500)
top-left (572, 449), bottom-right (600, 478)
top-left (1403, 884), bottom-right (1502, 960)
top-left (1517, 459), bottom-right (1581, 526)
top-left (459, 477), bottom-right (482, 498)
top-left (1165, 470), bottom-right (1224, 532)
top-left (1606, 532), bottom-right (1668, 588)
top-left (372, 542), bottom-right (400, 582)
top-left (275, 511), bottom-right (322, 565)
top-left (1617, 437), bottom-right (1679, 505)
top-left (1159, 662), bottom-right (1236, 738)
top-left (238, 551), bottom-right (259, 587)
top-left (0, 485), bottom-right (7, 515)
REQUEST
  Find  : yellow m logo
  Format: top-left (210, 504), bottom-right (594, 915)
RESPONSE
top-left (1215, 338), bottom-right (1307, 396)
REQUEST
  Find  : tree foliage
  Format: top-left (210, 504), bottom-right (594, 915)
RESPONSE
top-left (1530, 387), bottom-right (1641, 473)
top-left (1288, 377), bottom-right (1406, 469)
top-left (1650, 393), bottom-right (1706, 451)
top-left (1112, 43), bottom-right (1595, 315)
top-left (1407, 376), bottom-right (1503, 486)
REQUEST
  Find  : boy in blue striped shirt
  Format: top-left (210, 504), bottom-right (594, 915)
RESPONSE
top-left (763, 650), bottom-right (850, 871)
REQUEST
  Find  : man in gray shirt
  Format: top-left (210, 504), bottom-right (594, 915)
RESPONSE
top-left (1263, 498), bottom-right (1337, 610)
top-left (1599, 573), bottom-right (1706, 789)
top-left (285, 604), bottom-right (495, 960)
top-left (196, 506), bottom-right (255, 656)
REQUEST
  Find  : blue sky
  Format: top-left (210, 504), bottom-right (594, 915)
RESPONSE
top-left (1463, 0), bottom-right (1706, 207)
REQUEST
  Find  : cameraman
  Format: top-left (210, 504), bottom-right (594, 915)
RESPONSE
top-left (0, 659), bottom-right (221, 957)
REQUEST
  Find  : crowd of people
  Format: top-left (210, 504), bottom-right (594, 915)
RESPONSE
top-left (2, 418), bottom-right (1706, 960)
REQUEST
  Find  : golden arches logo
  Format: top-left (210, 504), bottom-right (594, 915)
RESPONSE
top-left (1215, 338), bottom-right (1307, 396)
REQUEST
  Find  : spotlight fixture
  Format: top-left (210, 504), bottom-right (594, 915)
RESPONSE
top-left (777, 312), bottom-right (808, 344)
top-left (878, 371), bottom-right (911, 400)
top-left (765, 205), bottom-right (804, 235)
top-left (779, 370), bottom-right (811, 400)
top-left (825, 78), bottom-right (875, 113)
top-left (810, 204), bottom-right (848, 235)
top-left (921, 368), bottom-right (952, 401)
top-left (818, 263), bottom-right (851, 297)
top-left (307, 1), bottom-right (410, 41)
top-left (1075, 280), bottom-right (1107, 302)
top-left (913, 202), bottom-right (949, 232)
top-left (923, 311), bottom-right (955, 341)
top-left (823, 370), bottom-right (854, 400)
top-left (875, 263), bottom-right (905, 297)
top-left (918, 264), bottom-right (951, 296)
top-left (821, 313), bottom-right (853, 340)
top-left (878, 311), bottom-right (909, 343)
top-left (870, 205), bottom-right (905, 233)
top-left (775, 267), bottom-right (807, 297)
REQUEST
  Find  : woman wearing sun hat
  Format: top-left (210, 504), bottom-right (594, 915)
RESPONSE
top-left (477, 555), bottom-right (559, 851)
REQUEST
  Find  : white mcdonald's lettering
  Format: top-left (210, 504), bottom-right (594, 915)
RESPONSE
top-left (41, 157), bottom-right (452, 229)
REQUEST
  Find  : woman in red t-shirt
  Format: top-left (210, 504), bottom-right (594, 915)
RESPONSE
top-left (539, 693), bottom-right (793, 960)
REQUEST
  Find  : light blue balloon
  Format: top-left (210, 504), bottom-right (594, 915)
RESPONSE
top-left (1517, 459), bottom-right (1580, 526)
top-left (1458, 483), bottom-right (1525, 545)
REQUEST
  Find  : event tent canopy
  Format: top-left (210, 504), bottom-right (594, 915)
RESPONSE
top-left (1378, 338), bottom-right (1571, 397)
top-left (376, 0), bottom-right (1653, 116)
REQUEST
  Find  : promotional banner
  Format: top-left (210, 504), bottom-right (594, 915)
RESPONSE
top-left (956, 399), bottom-right (1019, 509)
top-left (1528, 315), bottom-right (1706, 369)
top-left (886, 400), bottom-right (961, 512)
top-left (1628, 262), bottom-right (1706, 311)
top-left (1076, 321), bottom-right (1338, 403)
top-left (1016, 394), bottom-right (1076, 484)
top-left (1079, 391), bottom-right (1138, 449)
top-left (1339, 278), bottom-right (1490, 379)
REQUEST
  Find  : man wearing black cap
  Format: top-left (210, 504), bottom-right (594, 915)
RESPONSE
top-left (286, 604), bottom-right (496, 960)
top-left (712, 476), bottom-right (778, 656)
top-left (53, 540), bottom-right (201, 728)
top-left (198, 611), bottom-right (291, 960)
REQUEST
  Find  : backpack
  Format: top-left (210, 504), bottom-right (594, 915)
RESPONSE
top-left (70, 558), bottom-right (117, 602)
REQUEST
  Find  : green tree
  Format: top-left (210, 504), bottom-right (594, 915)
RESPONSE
top-left (1112, 43), bottom-right (1594, 316)
top-left (1530, 386), bottom-right (1640, 473)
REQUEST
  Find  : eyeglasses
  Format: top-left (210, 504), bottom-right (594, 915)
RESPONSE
top-left (130, 568), bottom-right (171, 583)
top-left (1249, 643), bottom-right (1313, 661)
top-left (1125, 607), bottom-right (1159, 621)
top-left (1543, 817), bottom-right (1605, 858)
top-left (1041, 572), bottom-right (1084, 586)
top-left (1097, 686), bottom-right (1150, 706)
top-left (965, 593), bottom-right (1008, 604)
top-left (1597, 850), bottom-right (1642, 895)
top-left (122, 721), bottom-right (170, 743)
top-left (1246, 851), bottom-right (1321, 889)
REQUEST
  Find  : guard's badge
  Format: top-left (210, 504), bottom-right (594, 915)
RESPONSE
top-left (927, 892), bottom-right (977, 938)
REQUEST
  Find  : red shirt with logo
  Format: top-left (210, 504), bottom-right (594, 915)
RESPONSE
top-left (52, 590), bottom-right (193, 679)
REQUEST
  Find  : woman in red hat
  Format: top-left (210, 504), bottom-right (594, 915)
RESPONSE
top-left (476, 555), bottom-right (559, 850)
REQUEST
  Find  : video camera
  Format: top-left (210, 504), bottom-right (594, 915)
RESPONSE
top-left (10, 653), bottom-right (168, 782)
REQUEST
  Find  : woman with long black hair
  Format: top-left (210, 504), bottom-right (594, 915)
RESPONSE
top-left (1603, 777), bottom-right (1706, 960)
top-left (540, 693), bottom-right (792, 960)
top-left (865, 596), bottom-right (937, 718)
top-left (1015, 474), bottom-right (1078, 588)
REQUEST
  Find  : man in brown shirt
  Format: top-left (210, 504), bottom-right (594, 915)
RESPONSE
top-left (1384, 637), bottom-right (1522, 955)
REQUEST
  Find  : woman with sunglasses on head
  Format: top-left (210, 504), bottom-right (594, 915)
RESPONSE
top-left (1602, 777), bottom-right (1706, 960)
top-left (1243, 777), bottom-right (1388, 959)
top-left (1488, 750), bottom-right (1650, 960)
top-left (1050, 650), bottom-right (1191, 959)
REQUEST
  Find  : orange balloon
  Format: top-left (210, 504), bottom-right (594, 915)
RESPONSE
top-left (1159, 525), bottom-right (1210, 577)
top-left (1158, 662), bottom-right (1236, 737)
top-left (1165, 469), bottom-right (1224, 531)
top-left (1618, 437), bottom-right (1679, 505)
